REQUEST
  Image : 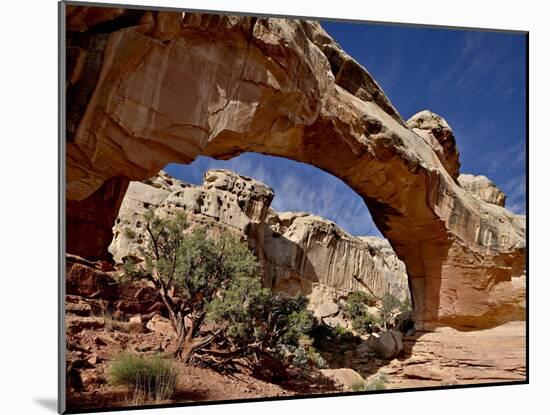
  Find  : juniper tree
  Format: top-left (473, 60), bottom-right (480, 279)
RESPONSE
top-left (125, 210), bottom-right (313, 364)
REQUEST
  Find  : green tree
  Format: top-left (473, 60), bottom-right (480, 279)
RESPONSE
top-left (126, 210), bottom-right (313, 364)
top-left (126, 211), bottom-right (259, 362)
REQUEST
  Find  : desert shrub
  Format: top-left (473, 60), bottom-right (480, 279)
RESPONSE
top-left (332, 324), bottom-right (357, 341)
top-left (351, 375), bottom-right (387, 392)
top-left (207, 278), bottom-right (314, 354)
top-left (346, 291), bottom-right (376, 310)
top-left (291, 346), bottom-right (309, 369)
top-left (365, 377), bottom-right (387, 391)
top-left (288, 345), bottom-right (328, 370)
top-left (120, 257), bottom-right (145, 281)
top-left (310, 324), bottom-right (359, 351)
top-left (307, 347), bottom-right (328, 369)
top-left (109, 352), bottom-right (178, 402)
top-left (341, 291), bottom-right (379, 334)
top-left (125, 212), bottom-right (254, 362)
top-left (280, 297), bottom-right (316, 346)
top-left (351, 312), bottom-right (379, 334)
top-left (351, 380), bottom-right (367, 391)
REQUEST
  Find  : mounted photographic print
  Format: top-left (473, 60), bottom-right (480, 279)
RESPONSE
top-left (59, 1), bottom-right (528, 413)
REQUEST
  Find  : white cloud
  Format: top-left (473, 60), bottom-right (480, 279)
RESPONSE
top-left (487, 141), bottom-right (526, 175)
top-left (503, 173), bottom-right (526, 215)
top-left (175, 155), bottom-right (381, 237)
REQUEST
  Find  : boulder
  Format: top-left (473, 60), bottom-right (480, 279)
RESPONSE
top-left (86, 354), bottom-right (100, 366)
top-left (129, 315), bottom-right (142, 324)
top-left (356, 342), bottom-right (373, 357)
top-left (146, 314), bottom-right (176, 339)
top-left (94, 334), bottom-right (120, 349)
top-left (319, 368), bottom-right (365, 391)
top-left (66, 261), bottom-right (118, 300)
top-left (112, 298), bottom-right (164, 317)
top-left (66, 295), bottom-right (107, 316)
top-left (315, 302), bottom-right (340, 318)
top-left (66, 301), bottom-right (92, 317)
top-left (368, 330), bottom-right (403, 359)
top-left (80, 370), bottom-right (105, 389)
top-left (108, 320), bottom-right (147, 334)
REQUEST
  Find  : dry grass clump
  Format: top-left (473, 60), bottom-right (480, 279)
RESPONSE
top-left (108, 352), bottom-right (179, 404)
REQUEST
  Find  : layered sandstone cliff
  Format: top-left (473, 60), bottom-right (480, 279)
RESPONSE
top-left (109, 170), bottom-right (410, 316)
top-left (458, 173), bottom-right (507, 207)
top-left (65, 6), bottom-right (526, 329)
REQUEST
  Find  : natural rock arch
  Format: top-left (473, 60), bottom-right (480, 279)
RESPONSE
top-left (65, 7), bottom-right (525, 330)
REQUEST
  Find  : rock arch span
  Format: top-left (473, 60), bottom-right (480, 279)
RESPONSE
top-left (65, 7), bottom-right (525, 330)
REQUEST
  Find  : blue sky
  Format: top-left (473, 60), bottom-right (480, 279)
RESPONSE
top-left (165, 21), bottom-right (526, 237)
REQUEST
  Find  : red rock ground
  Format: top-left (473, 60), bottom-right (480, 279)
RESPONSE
top-left (65, 255), bottom-right (526, 411)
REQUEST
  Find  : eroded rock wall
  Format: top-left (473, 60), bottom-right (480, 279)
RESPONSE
top-left (263, 211), bottom-right (408, 301)
top-left (109, 170), bottom-right (409, 312)
top-left (458, 173), bottom-right (507, 207)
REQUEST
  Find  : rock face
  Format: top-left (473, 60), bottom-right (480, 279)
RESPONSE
top-left (110, 169), bottom-right (274, 263)
top-left (109, 170), bottom-right (410, 309)
top-left (458, 174), bottom-right (506, 207)
top-left (65, 7), bottom-right (526, 330)
top-left (381, 322), bottom-right (526, 388)
top-left (263, 210), bottom-right (410, 304)
top-left (66, 255), bottom-right (118, 300)
top-left (67, 176), bottom-right (129, 261)
top-left (407, 110), bottom-right (461, 180)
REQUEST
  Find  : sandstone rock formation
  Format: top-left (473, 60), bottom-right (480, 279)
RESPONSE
top-left (109, 170), bottom-right (410, 314)
top-left (65, 6), bottom-right (526, 330)
top-left (66, 254), bottom-right (118, 300)
top-left (407, 110), bottom-right (460, 180)
top-left (319, 368), bottom-right (365, 392)
top-left (458, 173), bottom-right (507, 207)
top-left (380, 321), bottom-right (526, 387)
top-left (264, 211), bottom-right (409, 302)
top-left (366, 330), bottom-right (404, 359)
